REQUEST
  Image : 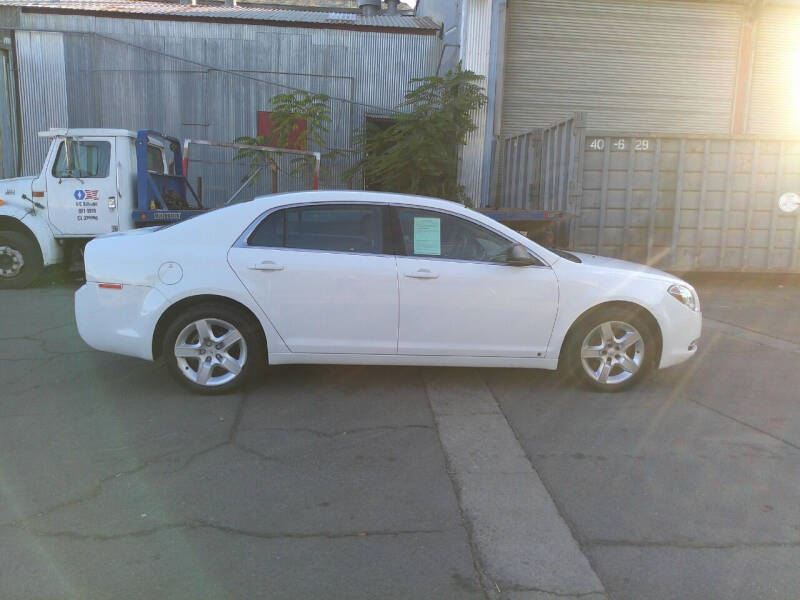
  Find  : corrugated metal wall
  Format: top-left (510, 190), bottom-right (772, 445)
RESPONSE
top-left (458, 0), bottom-right (492, 205)
top-left (15, 30), bottom-right (68, 171)
top-left (15, 13), bottom-right (440, 204)
top-left (0, 47), bottom-right (19, 178)
top-left (501, 0), bottom-right (744, 136)
top-left (746, 6), bottom-right (800, 137)
top-left (573, 133), bottom-right (800, 272)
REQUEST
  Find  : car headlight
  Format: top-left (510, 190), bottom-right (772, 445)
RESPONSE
top-left (668, 284), bottom-right (699, 312)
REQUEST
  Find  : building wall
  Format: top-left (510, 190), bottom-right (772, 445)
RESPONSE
top-left (15, 13), bottom-right (441, 204)
top-left (416, 0), bottom-right (462, 74)
top-left (0, 46), bottom-right (18, 179)
top-left (458, 0), bottom-right (493, 205)
top-left (746, 5), bottom-right (800, 136)
top-left (500, 0), bottom-right (745, 136)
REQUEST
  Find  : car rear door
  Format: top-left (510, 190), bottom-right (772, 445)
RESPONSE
top-left (227, 202), bottom-right (399, 355)
top-left (392, 205), bottom-right (558, 358)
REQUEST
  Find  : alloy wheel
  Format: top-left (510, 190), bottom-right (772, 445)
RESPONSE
top-left (580, 320), bottom-right (645, 386)
top-left (174, 318), bottom-right (248, 387)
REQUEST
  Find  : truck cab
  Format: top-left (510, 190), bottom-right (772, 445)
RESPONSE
top-left (38, 129), bottom-right (168, 236)
top-left (0, 129), bottom-right (198, 288)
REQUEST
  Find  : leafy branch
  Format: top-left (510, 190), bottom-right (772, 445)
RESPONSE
top-left (345, 64), bottom-right (487, 204)
top-left (234, 91), bottom-right (333, 183)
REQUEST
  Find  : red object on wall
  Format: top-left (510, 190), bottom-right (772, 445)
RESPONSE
top-left (257, 111), bottom-right (308, 150)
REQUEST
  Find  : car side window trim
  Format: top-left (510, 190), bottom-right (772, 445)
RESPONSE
top-left (235, 200), bottom-right (550, 267)
top-left (236, 201), bottom-right (395, 258)
top-left (389, 204), bottom-right (548, 267)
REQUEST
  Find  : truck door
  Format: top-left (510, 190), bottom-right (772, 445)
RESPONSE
top-left (46, 137), bottom-right (119, 236)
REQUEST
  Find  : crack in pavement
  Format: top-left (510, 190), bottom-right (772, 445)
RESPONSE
top-left (9, 521), bottom-right (459, 543)
top-left (0, 448), bottom-right (182, 529)
top-left (587, 539), bottom-right (800, 550)
top-left (238, 424), bottom-right (435, 438)
top-left (169, 390), bottom-right (251, 473)
top-left (497, 585), bottom-right (607, 598)
top-left (703, 317), bottom-right (800, 357)
top-left (166, 400), bottom-right (432, 474)
top-left (689, 397), bottom-right (800, 454)
top-left (232, 441), bottom-right (284, 464)
top-left (0, 322), bottom-right (74, 342)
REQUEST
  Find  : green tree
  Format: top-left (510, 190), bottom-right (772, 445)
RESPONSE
top-left (346, 64), bottom-right (487, 204)
top-left (234, 91), bottom-right (332, 184)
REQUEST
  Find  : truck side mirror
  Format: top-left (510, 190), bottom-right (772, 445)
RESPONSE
top-left (505, 243), bottom-right (537, 266)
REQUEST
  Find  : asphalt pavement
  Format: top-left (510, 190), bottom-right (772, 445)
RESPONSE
top-left (1, 274), bottom-right (799, 599)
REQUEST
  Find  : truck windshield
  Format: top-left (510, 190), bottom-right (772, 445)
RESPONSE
top-left (52, 140), bottom-right (111, 179)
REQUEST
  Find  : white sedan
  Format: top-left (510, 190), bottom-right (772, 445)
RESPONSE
top-left (75, 191), bottom-right (701, 394)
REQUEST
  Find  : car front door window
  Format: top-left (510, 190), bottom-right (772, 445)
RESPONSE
top-left (395, 207), bottom-right (516, 263)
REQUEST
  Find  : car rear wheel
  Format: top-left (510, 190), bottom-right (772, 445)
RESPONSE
top-left (565, 309), bottom-right (655, 392)
top-left (163, 303), bottom-right (264, 394)
top-left (0, 231), bottom-right (43, 289)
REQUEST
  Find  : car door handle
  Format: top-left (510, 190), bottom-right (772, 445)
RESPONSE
top-left (405, 269), bottom-right (438, 279)
top-left (248, 261), bottom-right (284, 271)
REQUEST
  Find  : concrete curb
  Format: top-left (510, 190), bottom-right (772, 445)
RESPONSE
top-left (423, 370), bottom-right (608, 600)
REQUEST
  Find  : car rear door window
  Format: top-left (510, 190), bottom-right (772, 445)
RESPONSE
top-left (394, 206), bottom-right (515, 263)
top-left (247, 204), bottom-right (386, 254)
top-left (286, 205), bottom-right (384, 254)
top-left (248, 209), bottom-right (285, 247)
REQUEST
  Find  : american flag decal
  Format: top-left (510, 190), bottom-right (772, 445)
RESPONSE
top-left (85, 190), bottom-right (99, 200)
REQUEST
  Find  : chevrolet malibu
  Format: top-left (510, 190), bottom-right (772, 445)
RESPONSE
top-left (75, 191), bottom-right (701, 394)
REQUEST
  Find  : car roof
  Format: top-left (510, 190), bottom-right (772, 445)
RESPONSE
top-left (251, 190), bottom-right (477, 213)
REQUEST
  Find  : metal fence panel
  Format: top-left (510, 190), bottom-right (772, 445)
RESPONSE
top-left (575, 132), bottom-right (800, 272)
top-left (490, 112), bottom-right (585, 212)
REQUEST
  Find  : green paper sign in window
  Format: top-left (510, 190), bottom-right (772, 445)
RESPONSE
top-left (413, 217), bottom-right (441, 255)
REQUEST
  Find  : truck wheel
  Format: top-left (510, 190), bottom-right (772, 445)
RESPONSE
top-left (162, 303), bottom-right (265, 395)
top-left (0, 231), bottom-right (43, 289)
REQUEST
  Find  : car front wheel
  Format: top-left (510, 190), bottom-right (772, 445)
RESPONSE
top-left (566, 310), bottom-right (655, 392)
top-left (163, 303), bottom-right (264, 394)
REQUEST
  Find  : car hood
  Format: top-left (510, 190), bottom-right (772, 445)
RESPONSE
top-left (567, 251), bottom-right (681, 283)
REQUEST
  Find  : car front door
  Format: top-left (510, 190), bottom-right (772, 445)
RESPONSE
top-left (393, 205), bottom-right (558, 358)
top-left (227, 202), bottom-right (398, 355)
top-left (46, 137), bottom-right (119, 235)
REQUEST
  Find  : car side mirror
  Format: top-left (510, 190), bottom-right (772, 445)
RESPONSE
top-left (505, 243), bottom-right (537, 266)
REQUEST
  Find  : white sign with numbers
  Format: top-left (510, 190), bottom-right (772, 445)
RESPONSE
top-left (587, 137), bottom-right (650, 152)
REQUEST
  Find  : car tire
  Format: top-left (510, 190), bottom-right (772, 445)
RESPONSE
top-left (0, 231), bottom-right (44, 289)
top-left (565, 308), bottom-right (656, 393)
top-left (162, 303), bottom-right (265, 395)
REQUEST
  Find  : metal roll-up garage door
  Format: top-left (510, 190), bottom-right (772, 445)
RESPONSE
top-left (746, 6), bottom-right (800, 136)
top-left (500, 0), bottom-right (744, 136)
